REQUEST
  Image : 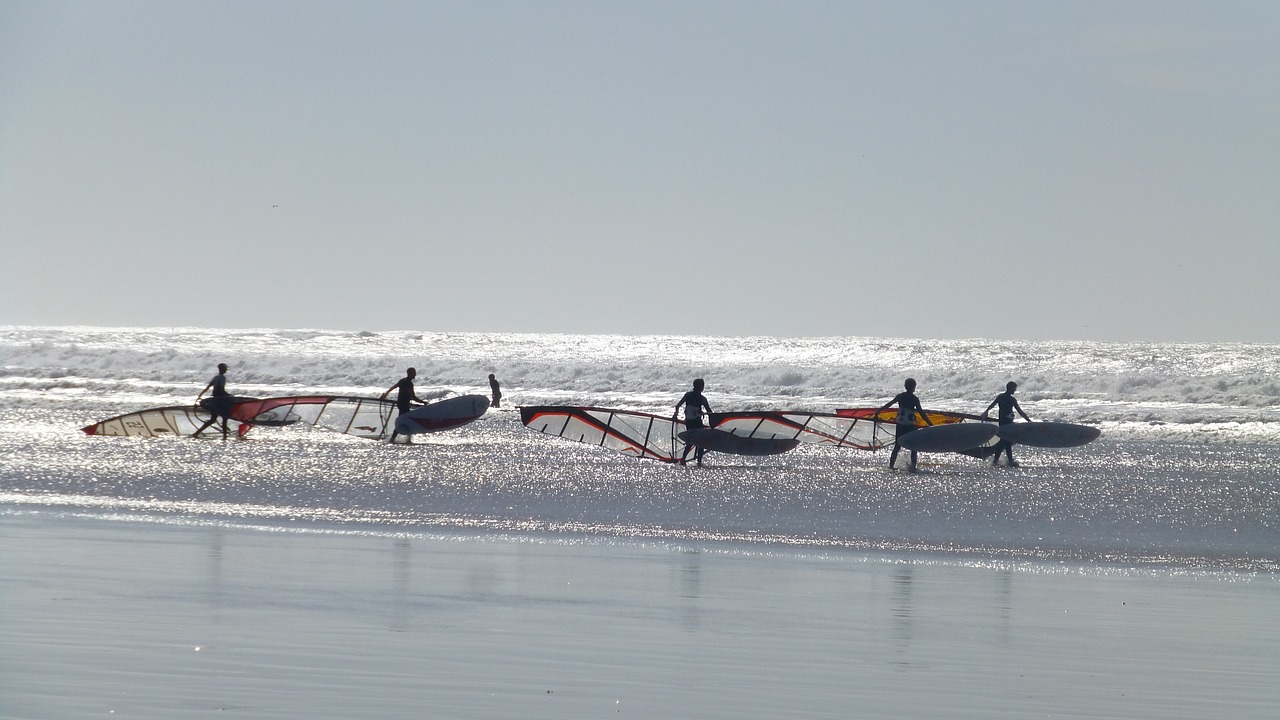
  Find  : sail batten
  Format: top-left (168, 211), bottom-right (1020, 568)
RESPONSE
top-left (84, 396), bottom-right (399, 439)
top-left (520, 406), bottom-right (683, 463)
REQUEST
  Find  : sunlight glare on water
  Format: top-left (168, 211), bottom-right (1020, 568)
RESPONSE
top-left (1, 326), bottom-right (1278, 573)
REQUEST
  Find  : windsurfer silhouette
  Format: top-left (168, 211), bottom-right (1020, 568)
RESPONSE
top-left (382, 368), bottom-right (429, 444)
top-left (876, 377), bottom-right (932, 471)
top-left (981, 381), bottom-right (1032, 466)
top-left (674, 378), bottom-right (713, 466)
top-left (488, 374), bottom-right (502, 408)
top-left (193, 363), bottom-right (233, 439)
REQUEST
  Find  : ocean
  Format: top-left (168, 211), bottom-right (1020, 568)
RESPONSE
top-left (3, 325), bottom-right (1277, 574)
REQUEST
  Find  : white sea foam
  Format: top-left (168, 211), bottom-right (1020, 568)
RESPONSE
top-left (3, 326), bottom-right (1277, 426)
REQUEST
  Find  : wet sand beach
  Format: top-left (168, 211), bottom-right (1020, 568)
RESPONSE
top-left (2, 512), bottom-right (1276, 720)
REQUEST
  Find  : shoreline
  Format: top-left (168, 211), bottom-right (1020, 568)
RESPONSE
top-left (2, 511), bottom-right (1277, 719)
top-left (4, 503), bottom-right (1278, 577)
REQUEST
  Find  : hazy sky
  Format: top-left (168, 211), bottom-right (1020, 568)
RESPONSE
top-left (2, 1), bottom-right (1276, 342)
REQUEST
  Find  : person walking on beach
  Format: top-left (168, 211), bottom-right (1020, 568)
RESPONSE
top-left (674, 378), bottom-right (713, 466)
top-left (488, 373), bottom-right (502, 408)
top-left (876, 377), bottom-right (933, 471)
top-left (382, 368), bottom-right (430, 444)
top-left (981, 381), bottom-right (1033, 466)
top-left (193, 363), bottom-right (233, 439)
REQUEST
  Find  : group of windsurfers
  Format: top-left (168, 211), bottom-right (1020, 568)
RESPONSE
top-left (194, 363), bottom-right (1030, 467)
top-left (877, 377), bottom-right (1030, 471)
top-left (192, 364), bottom-right (504, 443)
top-left (674, 377), bottom-right (1031, 472)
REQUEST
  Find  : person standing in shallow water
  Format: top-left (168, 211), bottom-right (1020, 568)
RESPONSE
top-left (674, 378), bottom-right (713, 466)
top-left (981, 381), bottom-right (1033, 466)
top-left (382, 367), bottom-right (430, 444)
top-left (876, 377), bottom-right (933, 472)
top-left (193, 363), bottom-right (233, 439)
top-left (488, 374), bottom-right (502, 408)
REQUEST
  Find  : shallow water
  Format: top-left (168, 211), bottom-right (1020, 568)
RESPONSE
top-left (2, 326), bottom-right (1278, 573)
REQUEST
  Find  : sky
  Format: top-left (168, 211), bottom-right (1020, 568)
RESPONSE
top-left (1, 1), bottom-right (1276, 343)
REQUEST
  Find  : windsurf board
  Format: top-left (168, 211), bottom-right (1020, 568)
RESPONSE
top-left (996, 422), bottom-right (1100, 448)
top-left (897, 422), bottom-right (997, 452)
top-left (395, 395), bottom-right (489, 435)
top-left (678, 428), bottom-right (800, 456)
top-left (199, 395), bottom-right (255, 415)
